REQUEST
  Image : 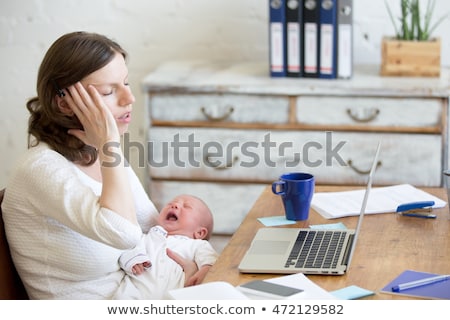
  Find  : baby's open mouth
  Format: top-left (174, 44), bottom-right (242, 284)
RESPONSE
top-left (166, 212), bottom-right (178, 221)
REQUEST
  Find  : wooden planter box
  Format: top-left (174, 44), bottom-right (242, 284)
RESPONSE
top-left (380, 37), bottom-right (441, 77)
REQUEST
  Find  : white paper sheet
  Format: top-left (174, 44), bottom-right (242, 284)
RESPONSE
top-left (168, 281), bottom-right (250, 300)
top-left (311, 184), bottom-right (447, 219)
top-left (168, 274), bottom-right (336, 300)
top-left (244, 273), bottom-right (337, 300)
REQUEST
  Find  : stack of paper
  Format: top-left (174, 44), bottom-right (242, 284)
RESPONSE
top-left (168, 273), bottom-right (335, 300)
top-left (311, 184), bottom-right (447, 219)
top-left (237, 273), bottom-right (336, 300)
top-left (167, 281), bottom-right (249, 300)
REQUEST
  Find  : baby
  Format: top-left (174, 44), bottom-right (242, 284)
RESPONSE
top-left (119, 194), bottom-right (218, 299)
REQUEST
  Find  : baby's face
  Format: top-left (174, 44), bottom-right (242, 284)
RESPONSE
top-left (158, 195), bottom-right (209, 239)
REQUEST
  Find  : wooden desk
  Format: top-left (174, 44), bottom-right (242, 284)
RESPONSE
top-left (204, 185), bottom-right (450, 299)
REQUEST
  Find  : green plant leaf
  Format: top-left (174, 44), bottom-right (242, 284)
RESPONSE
top-left (384, 0), bottom-right (400, 38)
top-left (385, 0), bottom-right (448, 41)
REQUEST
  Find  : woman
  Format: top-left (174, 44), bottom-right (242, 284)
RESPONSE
top-left (2, 31), bottom-right (198, 299)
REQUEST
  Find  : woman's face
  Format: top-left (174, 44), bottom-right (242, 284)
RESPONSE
top-left (80, 53), bottom-right (135, 135)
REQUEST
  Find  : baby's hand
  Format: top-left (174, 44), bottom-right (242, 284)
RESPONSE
top-left (186, 265), bottom-right (212, 286)
top-left (131, 261), bottom-right (151, 275)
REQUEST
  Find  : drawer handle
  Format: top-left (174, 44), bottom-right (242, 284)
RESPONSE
top-left (346, 108), bottom-right (380, 123)
top-left (200, 106), bottom-right (235, 122)
top-left (347, 159), bottom-right (382, 175)
top-left (204, 154), bottom-right (239, 170)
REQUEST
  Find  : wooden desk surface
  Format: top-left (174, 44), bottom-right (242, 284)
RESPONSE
top-left (204, 185), bottom-right (450, 299)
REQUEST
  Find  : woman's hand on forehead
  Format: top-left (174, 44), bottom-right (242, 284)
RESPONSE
top-left (65, 82), bottom-right (120, 149)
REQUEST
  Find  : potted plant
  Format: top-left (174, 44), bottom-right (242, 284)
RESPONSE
top-left (380, 0), bottom-right (448, 77)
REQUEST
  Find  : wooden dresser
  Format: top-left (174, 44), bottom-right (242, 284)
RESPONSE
top-left (142, 61), bottom-right (450, 234)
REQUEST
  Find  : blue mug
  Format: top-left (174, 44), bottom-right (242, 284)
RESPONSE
top-left (272, 172), bottom-right (315, 221)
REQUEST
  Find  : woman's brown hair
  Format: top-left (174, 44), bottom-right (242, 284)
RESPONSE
top-left (27, 31), bottom-right (128, 165)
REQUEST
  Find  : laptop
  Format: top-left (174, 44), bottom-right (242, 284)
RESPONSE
top-left (238, 142), bottom-right (381, 275)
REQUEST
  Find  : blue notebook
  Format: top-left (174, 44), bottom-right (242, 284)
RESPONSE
top-left (381, 270), bottom-right (450, 299)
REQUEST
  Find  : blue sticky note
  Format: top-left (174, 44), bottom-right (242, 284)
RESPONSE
top-left (331, 285), bottom-right (374, 300)
top-left (257, 216), bottom-right (297, 226)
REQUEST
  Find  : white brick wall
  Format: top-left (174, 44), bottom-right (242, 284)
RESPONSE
top-left (1, 0), bottom-right (450, 186)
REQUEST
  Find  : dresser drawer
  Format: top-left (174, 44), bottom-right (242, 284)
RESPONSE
top-left (148, 127), bottom-right (300, 182)
top-left (148, 180), bottom-right (265, 234)
top-left (307, 131), bottom-right (442, 187)
top-left (148, 128), bottom-right (442, 186)
top-left (296, 96), bottom-right (443, 129)
top-left (150, 93), bottom-right (290, 124)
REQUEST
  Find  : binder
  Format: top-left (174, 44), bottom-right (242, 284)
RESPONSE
top-left (285, 0), bottom-right (303, 77)
top-left (337, 0), bottom-right (353, 78)
top-left (302, 0), bottom-right (320, 78)
top-left (319, 0), bottom-right (338, 78)
top-left (269, 0), bottom-right (287, 77)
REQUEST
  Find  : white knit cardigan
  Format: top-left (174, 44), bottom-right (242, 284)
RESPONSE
top-left (2, 143), bottom-right (159, 299)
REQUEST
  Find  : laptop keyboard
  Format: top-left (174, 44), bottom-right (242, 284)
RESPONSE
top-left (284, 230), bottom-right (347, 269)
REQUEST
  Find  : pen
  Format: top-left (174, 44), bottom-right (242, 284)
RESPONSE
top-left (392, 274), bottom-right (450, 292)
top-left (400, 212), bottom-right (437, 219)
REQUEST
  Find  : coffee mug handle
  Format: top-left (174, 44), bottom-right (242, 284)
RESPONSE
top-left (272, 181), bottom-right (286, 195)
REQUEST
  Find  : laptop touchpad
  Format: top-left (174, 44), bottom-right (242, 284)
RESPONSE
top-left (251, 240), bottom-right (290, 255)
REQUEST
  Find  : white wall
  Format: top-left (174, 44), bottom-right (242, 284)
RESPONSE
top-left (2, 0), bottom-right (450, 187)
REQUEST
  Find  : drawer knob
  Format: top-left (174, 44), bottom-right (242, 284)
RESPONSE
top-left (200, 106), bottom-right (235, 122)
top-left (346, 108), bottom-right (380, 123)
top-left (347, 159), bottom-right (382, 175)
top-left (204, 154), bottom-right (239, 170)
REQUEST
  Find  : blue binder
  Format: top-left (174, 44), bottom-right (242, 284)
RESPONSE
top-left (269, 0), bottom-right (287, 77)
top-left (286, 0), bottom-right (303, 77)
top-left (319, 0), bottom-right (338, 78)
